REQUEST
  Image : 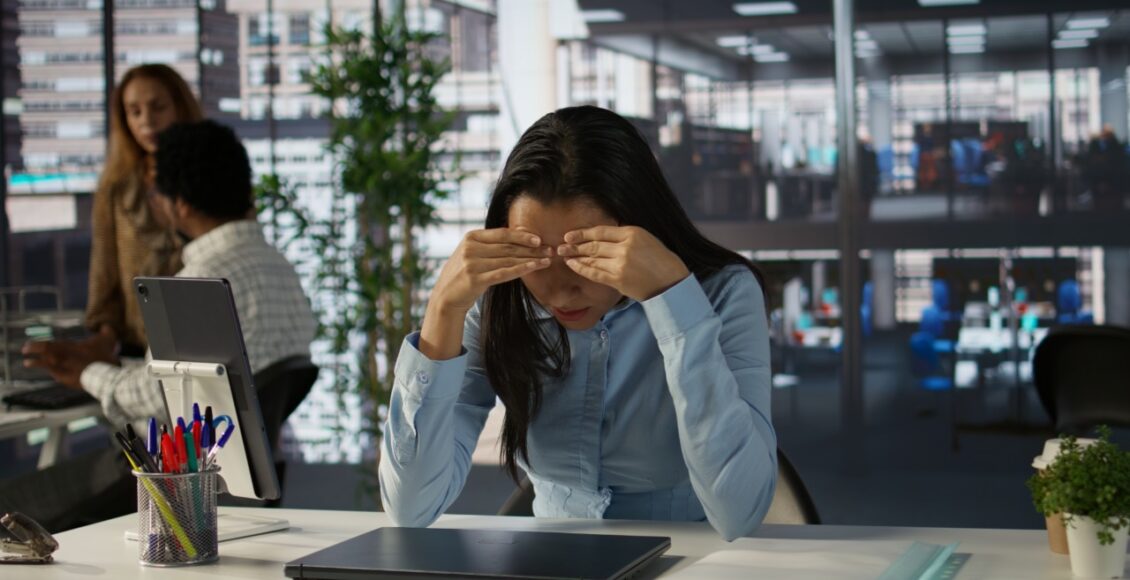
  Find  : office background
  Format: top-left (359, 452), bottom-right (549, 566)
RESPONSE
top-left (1, 0), bottom-right (1128, 530)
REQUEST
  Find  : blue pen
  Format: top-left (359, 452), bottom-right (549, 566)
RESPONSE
top-left (193, 403), bottom-right (202, 426)
top-left (176, 416), bottom-right (188, 434)
top-left (147, 417), bottom-right (158, 457)
top-left (205, 417), bottom-right (235, 466)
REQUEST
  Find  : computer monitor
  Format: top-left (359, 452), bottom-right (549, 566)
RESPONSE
top-left (134, 276), bottom-right (280, 501)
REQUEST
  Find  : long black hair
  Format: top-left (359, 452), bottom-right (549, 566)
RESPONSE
top-left (482, 105), bottom-right (762, 481)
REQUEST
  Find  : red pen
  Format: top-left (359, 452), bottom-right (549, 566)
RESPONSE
top-left (160, 432), bottom-right (178, 474)
top-left (192, 420), bottom-right (202, 461)
top-left (173, 424), bottom-right (188, 472)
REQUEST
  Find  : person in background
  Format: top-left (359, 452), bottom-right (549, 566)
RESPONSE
top-left (24, 64), bottom-right (201, 372)
top-left (379, 106), bottom-right (776, 541)
top-left (4, 120), bottom-right (316, 532)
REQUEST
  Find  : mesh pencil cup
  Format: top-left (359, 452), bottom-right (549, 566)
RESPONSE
top-left (134, 467), bottom-right (220, 567)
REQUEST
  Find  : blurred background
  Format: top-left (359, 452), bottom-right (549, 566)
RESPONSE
top-left (1, 0), bottom-right (1128, 530)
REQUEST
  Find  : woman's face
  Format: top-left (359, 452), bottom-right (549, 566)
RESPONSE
top-left (509, 195), bottom-right (623, 331)
top-left (122, 77), bottom-right (177, 154)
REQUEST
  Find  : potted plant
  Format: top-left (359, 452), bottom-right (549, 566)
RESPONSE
top-left (1028, 427), bottom-right (1130, 578)
top-left (303, 3), bottom-right (459, 504)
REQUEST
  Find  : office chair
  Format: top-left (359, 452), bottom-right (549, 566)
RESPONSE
top-left (496, 448), bottom-right (821, 526)
top-left (1056, 280), bottom-right (1094, 326)
top-left (252, 355), bottom-right (320, 506)
top-left (1033, 325), bottom-right (1130, 434)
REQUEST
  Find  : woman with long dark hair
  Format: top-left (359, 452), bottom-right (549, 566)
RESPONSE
top-left (379, 106), bottom-right (776, 540)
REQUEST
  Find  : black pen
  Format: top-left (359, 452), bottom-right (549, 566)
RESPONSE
top-left (127, 425), bottom-right (161, 473)
top-left (114, 432), bottom-right (149, 473)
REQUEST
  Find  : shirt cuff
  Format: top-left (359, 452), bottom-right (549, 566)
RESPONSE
top-left (642, 274), bottom-right (714, 342)
top-left (394, 332), bottom-right (469, 401)
top-left (80, 362), bottom-right (119, 400)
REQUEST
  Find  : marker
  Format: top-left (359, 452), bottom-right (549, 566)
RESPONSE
top-left (161, 431), bottom-right (178, 474)
top-left (173, 424), bottom-right (188, 473)
top-left (204, 406), bottom-right (214, 451)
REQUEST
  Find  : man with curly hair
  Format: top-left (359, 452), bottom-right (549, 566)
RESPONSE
top-left (5, 120), bottom-right (316, 532)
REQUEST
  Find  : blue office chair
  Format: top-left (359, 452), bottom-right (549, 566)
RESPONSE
top-left (861, 282), bottom-right (874, 338)
top-left (1057, 280), bottom-right (1094, 326)
top-left (920, 306), bottom-right (955, 353)
top-left (910, 331), bottom-right (953, 391)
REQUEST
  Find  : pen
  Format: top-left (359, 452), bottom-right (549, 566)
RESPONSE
top-left (192, 420), bottom-right (202, 461)
top-left (204, 406), bottom-right (214, 451)
top-left (125, 426), bottom-right (160, 473)
top-left (161, 431), bottom-right (178, 474)
top-left (177, 416), bottom-right (188, 435)
top-left (174, 424), bottom-right (188, 473)
top-left (204, 418), bottom-right (235, 466)
top-left (147, 417), bottom-right (158, 457)
top-left (183, 431), bottom-right (198, 473)
top-left (193, 403), bottom-right (202, 426)
top-left (114, 432), bottom-right (148, 473)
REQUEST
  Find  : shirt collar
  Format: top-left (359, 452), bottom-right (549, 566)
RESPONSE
top-left (181, 220), bottom-right (264, 267)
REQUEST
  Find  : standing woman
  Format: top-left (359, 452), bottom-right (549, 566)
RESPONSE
top-left (379, 106), bottom-right (776, 541)
top-left (23, 65), bottom-right (201, 384)
top-left (87, 64), bottom-right (202, 355)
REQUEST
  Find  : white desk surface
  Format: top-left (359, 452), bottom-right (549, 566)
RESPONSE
top-left (17, 507), bottom-right (1081, 579)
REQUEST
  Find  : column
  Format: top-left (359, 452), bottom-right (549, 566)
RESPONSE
top-left (498, 0), bottom-right (557, 160)
top-left (1105, 248), bottom-right (1130, 327)
top-left (1097, 44), bottom-right (1129, 140)
top-left (870, 249), bottom-right (896, 330)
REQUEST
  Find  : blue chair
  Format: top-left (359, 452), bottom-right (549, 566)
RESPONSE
top-left (1057, 280), bottom-right (1094, 326)
top-left (910, 331), bottom-right (953, 391)
top-left (861, 282), bottom-right (874, 338)
top-left (920, 306), bottom-right (955, 353)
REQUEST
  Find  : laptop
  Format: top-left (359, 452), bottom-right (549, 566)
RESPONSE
top-left (283, 527), bottom-right (671, 580)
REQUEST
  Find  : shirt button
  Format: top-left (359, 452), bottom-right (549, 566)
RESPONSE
top-left (599, 330), bottom-right (609, 342)
top-left (416, 371), bottom-right (431, 385)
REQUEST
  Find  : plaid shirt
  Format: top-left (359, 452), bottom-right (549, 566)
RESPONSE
top-left (81, 220), bottom-right (316, 428)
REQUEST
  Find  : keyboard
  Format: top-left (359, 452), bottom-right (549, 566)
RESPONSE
top-left (2, 384), bottom-right (97, 410)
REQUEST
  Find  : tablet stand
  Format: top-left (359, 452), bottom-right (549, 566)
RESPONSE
top-left (146, 360), bottom-right (289, 541)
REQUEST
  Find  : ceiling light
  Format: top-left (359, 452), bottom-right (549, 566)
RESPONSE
top-left (738, 44), bottom-right (778, 56)
top-left (1053, 39), bottom-right (1089, 49)
top-left (854, 30), bottom-right (871, 40)
top-left (949, 45), bottom-right (985, 54)
top-left (754, 52), bottom-right (790, 63)
top-left (919, 0), bottom-right (979, 5)
top-left (1059, 29), bottom-right (1099, 40)
top-left (1066, 17), bottom-right (1110, 29)
top-left (947, 23), bottom-right (986, 36)
top-left (947, 35), bottom-right (985, 46)
top-left (717, 35), bottom-right (751, 48)
top-left (580, 9), bottom-right (624, 23)
top-left (733, 2), bottom-right (798, 17)
top-left (856, 39), bottom-right (878, 50)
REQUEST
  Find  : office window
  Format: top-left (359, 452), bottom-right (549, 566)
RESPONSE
top-left (289, 13), bottom-right (310, 46)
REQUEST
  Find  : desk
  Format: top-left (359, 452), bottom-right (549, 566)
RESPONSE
top-left (0, 384), bottom-right (101, 469)
top-left (18, 507), bottom-right (1080, 579)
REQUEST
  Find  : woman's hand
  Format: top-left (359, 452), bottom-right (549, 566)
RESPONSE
top-left (420, 228), bottom-right (552, 360)
top-left (557, 226), bottom-right (690, 302)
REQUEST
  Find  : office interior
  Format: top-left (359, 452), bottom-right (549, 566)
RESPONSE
top-left (1, 0), bottom-right (1129, 534)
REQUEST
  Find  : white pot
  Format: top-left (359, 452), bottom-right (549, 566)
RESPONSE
top-left (1065, 514), bottom-right (1130, 579)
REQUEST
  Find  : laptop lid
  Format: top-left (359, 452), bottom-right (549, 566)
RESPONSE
top-left (284, 527), bottom-right (671, 580)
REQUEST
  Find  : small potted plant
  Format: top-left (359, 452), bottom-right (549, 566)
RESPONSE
top-left (1028, 427), bottom-right (1130, 579)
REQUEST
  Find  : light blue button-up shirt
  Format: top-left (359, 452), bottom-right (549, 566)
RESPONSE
top-left (379, 265), bottom-right (776, 540)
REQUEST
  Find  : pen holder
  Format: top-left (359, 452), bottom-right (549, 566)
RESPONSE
top-left (134, 467), bottom-right (220, 567)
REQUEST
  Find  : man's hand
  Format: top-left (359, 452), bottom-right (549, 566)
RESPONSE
top-left (21, 329), bottom-right (119, 389)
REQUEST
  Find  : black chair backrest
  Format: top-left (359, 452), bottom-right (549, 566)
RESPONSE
top-left (253, 355), bottom-right (320, 454)
top-left (496, 447), bottom-right (820, 526)
top-left (1033, 325), bottom-right (1130, 434)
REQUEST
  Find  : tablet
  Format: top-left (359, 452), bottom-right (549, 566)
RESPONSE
top-left (135, 276), bottom-right (281, 501)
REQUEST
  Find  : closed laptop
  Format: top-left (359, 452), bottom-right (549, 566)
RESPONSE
top-left (284, 527), bottom-right (671, 580)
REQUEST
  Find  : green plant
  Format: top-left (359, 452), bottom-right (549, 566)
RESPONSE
top-left (1028, 426), bottom-right (1130, 545)
top-left (303, 3), bottom-right (459, 495)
